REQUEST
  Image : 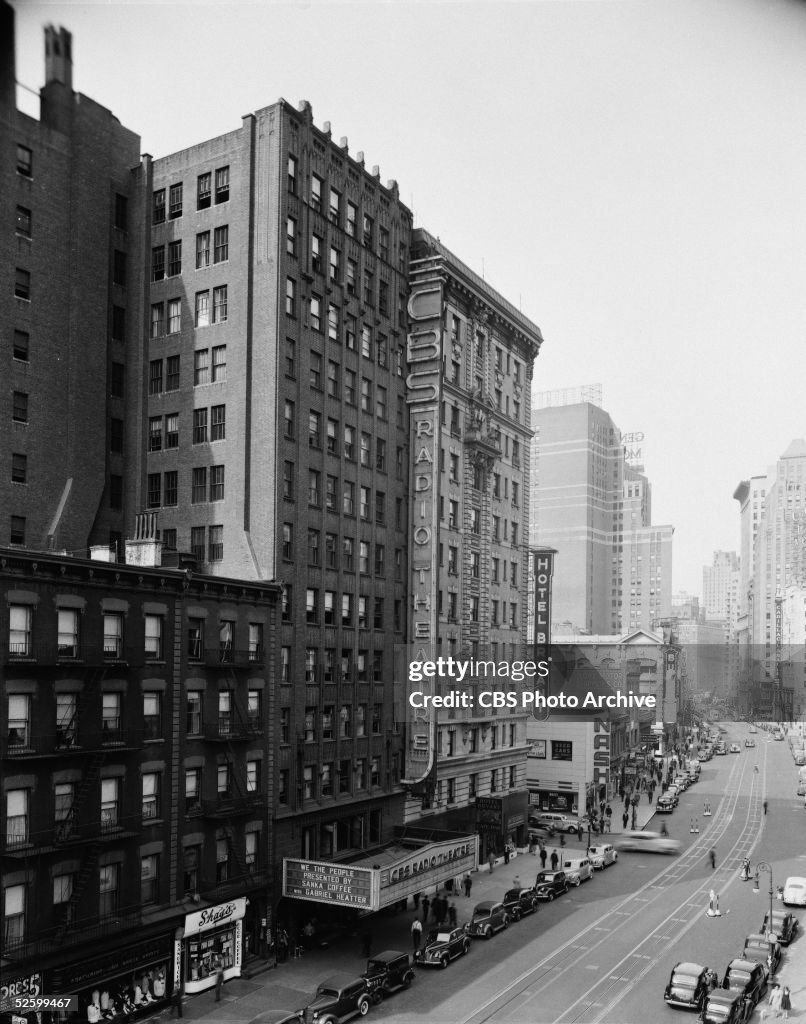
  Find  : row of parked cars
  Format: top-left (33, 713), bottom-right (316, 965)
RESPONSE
top-left (663, 909), bottom-right (800, 1023)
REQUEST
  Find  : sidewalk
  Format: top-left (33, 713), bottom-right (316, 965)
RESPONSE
top-left (145, 806), bottom-right (660, 1023)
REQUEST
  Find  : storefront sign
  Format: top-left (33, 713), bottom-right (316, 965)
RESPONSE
top-left (0, 972), bottom-right (42, 1013)
top-left (184, 898), bottom-right (247, 937)
top-left (283, 860), bottom-right (375, 909)
top-left (381, 837), bottom-right (476, 891)
top-left (593, 718), bottom-right (610, 795)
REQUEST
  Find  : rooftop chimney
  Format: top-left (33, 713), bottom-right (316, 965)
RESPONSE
top-left (125, 512), bottom-right (163, 568)
top-left (44, 24), bottom-right (72, 89)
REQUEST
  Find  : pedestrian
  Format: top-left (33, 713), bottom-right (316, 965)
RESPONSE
top-left (577, 823), bottom-right (583, 842)
top-left (781, 985), bottom-right (791, 1019)
top-left (463, 872), bottom-right (472, 898)
top-left (171, 983), bottom-right (183, 1018)
top-left (212, 951), bottom-right (224, 1002)
top-left (488, 850), bottom-right (496, 873)
top-left (413, 891), bottom-right (421, 909)
top-left (361, 930), bottom-right (372, 957)
top-left (622, 811), bottom-right (629, 830)
top-left (618, 786), bottom-right (625, 802)
top-left (605, 804), bottom-right (612, 823)
top-left (503, 844), bottom-right (511, 865)
top-left (763, 983), bottom-right (782, 1021)
top-left (709, 848), bottom-right (716, 870)
top-left (763, 799), bottom-right (768, 815)
top-left (550, 850), bottom-right (559, 870)
top-left (276, 927), bottom-right (289, 964)
top-left (431, 896), bottom-right (441, 924)
top-left (411, 917), bottom-right (422, 954)
top-left (448, 902), bottom-right (457, 927)
top-left (421, 896), bottom-right (430, 923)
top-left (539, 847), bottom-right (547, 870)
top-left (528, 836), bottom-right (537, 856)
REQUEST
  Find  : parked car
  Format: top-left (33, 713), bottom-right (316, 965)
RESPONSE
top-left (562, 856), bottom-right (594, 886)
top-left (761, 909), bottom-right (798, 944)
top-left (531, 813), bottom-right (581, 834)
top-left (466, 901), bottom-right (509, 939)
top-left (795, 752), bottom-right (806, 766)
top-left (673, 776), bottom-right (690, 791)
top-left (362, 951), bottom-right (414, 1002)
top-left (742, 934), bottom-right (782, 975)
top-left (656, 795), bottom-right (676, 814)
top-left (534, 870), bottom-right (569, 901)
top-left (744, 739), bottom-right (755, 748)
top-left (696, 990), bottom-right (752, 1024)
top-left (416, 927), bottom-right (470, 969)
top-left (502, 887), bottom-right (540, 920)
top-left (663, 962), bottom-right (717, 1011)
top-left (303, 974), bottom-right (372, 1024)
top-left (616, 831), bottom-right (682, 855)
top-left (782, 875), bottom-right (806, 907)
top-left (796, 782), bottom-right (806, 797)
top-left (721, 958), bottom-right (768, 1007)
top-left (588, 844), bottom-right (618, 869)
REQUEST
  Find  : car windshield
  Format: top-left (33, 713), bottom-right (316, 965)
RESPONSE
top-left (435, 932), bottom-right (452, 942)
top-left (317, 987), bottom-right (340, 998)
top-left (540, 874), bottom-right (558, 881)
top-left (727, 972), bottom-right (751, 985)
top-left (472, 909), bottom-right (491, 919)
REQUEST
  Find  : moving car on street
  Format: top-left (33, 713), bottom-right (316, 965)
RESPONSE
top-left (416, 927), bottom-right (470, 969)
top-left (616, 831), bottom-right (682, 855)
top-left (466, 901), bottom-right (509, 939)
top-left (663, 962), bottom-right (717, 1011)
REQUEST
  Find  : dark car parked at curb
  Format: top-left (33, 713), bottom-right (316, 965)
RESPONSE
top-left (362, 951), bottom-right (415, 1002)
top-left (303, 974), bottom-right (372, 1024)
top-left (466, 901), bottom-right (509, 939)
top-left (503, 887), bottom-right (540, 920)
top-left (696, 991), bottom-right (751, 1024)
top-left (416, 927), bottom-right (471, 968)
top-left (742, 934), bottom-right (782, 975)
top-left (721, 958), bottom-right (768, 1008)
top-left (663, 962), bottom-right (717, 1011)
top-left (656, 794), bottom-right (676, 814)
top-left (761, 910), bottom-right (798, 945)
top-left (534, 870), bottom-right (569, 901)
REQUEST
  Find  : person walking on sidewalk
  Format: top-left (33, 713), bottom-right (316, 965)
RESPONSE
top-left (550, 850), bottom-right (559, 870)
top-left (463, 872), bottom-right (472, 898)
top-left (448, 902), bottom-right (458, 927)
top-left (421, 895), bottom-right (430, 923)
top-left (411, 917), bottom-right (422, 954)
top-left (488, 851), bottom-right (496, 873)
top-left (780, 986), bottom-right (791, 1020)
top-left (212, 951), bottom-right (224, 1002)
top-left (539, 846), bottom-right (547, 870)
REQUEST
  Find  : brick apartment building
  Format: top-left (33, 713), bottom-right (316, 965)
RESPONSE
top-left (1, 538), bottom-right (280, 1020)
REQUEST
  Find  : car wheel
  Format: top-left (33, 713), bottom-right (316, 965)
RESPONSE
top-left (573, 878), bottom-right (581, 887)
top-left (440, 954), bottom-right (450, 969)
top-left (484, 927), bottom-right (492, 939)
top-left (462, 941), bottom-right (470, 955)
top-left (357, 998), bottom-right (370, 1016)
top-left (503, 917), bottom-right (509, 929)
top-left (547, 892), bottom-right (555, 902)
top-left (403, 974), bottom-right (413, 989)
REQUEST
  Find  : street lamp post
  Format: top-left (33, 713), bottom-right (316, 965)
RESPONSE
top-left (752, 862), bottom-right (775, 940)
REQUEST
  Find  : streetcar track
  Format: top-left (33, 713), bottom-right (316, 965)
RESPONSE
top-left (456, 745), bottom-right (763, 1024)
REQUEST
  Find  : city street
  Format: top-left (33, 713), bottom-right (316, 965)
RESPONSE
top-left (145, 726), bottom-right (806, 1024)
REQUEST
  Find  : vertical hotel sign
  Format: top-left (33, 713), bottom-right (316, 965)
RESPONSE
top-left (531, 549), bottom-right (555, 722)
top-left (402, 281), bottom-right (442, 786)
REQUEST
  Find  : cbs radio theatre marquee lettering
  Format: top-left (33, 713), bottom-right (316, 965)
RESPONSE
top-left (403, 284), bottom-right (442, 786)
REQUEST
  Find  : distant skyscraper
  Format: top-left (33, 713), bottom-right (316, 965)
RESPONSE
top-left (702, 550), bottom-right (739, 622)
top-left (530, 391), bottom-right (672, 635)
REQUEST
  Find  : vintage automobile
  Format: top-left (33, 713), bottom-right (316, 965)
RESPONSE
top-left (534, 870), bottom-right (569, 901)
top-left (729, 744), bottom-right (741, 754)
top-left (466, 901), bottom-right (509, 939)
top-left (362, 951), bottom-right (414, 1001)
top-left (588, 844), bottom-right (618, 869)
top-left (656, 795), bottom-right (676, 814)
top-left (663, 962), bottom-right (717, 1011)
top-left (742, 933), bottom-right (782, 975)
top-left (616, 831), bottom-right (682, 855)
top-left (249, 1012), bottom-right (305, 1024)
top-left (761, 909), bottom-right (798, 945)
top-left (416, 927), bottom-right (470, 969)
top-left (531, 813), bottom-right (582, 834)
top-left (782, 875), bottom-right (806, 907)
top-left (721, 958), bottom-right (768, 1008)
top-left (562, 856), bottom-right (594, 886)
top-left (696, 990), bottom-right (752, 1024)
top-left (744, 739), bottom-right (755, 748)
top-left (303, 974), bottom-right (372, 1024)
top-left (502, 887), bottom-right (540, 920)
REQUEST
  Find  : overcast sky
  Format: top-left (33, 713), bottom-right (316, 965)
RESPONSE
top-left (13, 0), bottom-right (806, 596)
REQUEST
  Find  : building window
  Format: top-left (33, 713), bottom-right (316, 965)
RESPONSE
top-left (208, 525), bottom-right (223, 561)
top-left (5, 883), bottom-right (28, 946)
top-left (194, 350), bottom-right (209, 386)
top-left (16, 205), bottom-right (31, 237)
top-left (247, 759), bottom-right (260, 793)
top-left (142, 772), bottom-right (160, 819)
top-left (168, 182), bottom-right (183, 220)
top-left (7, 692), bottom-right (29, 747)
top-left (326, 474), bottom-right (338, 512)
top-left (197, 172), bottom-right (211, 209)
top-left (14, 267), bottom-right (31, 300)
top-left (306, 588), bottom-right (318, 624)
top-left (186, 690), bottom-right (203, 733)
top-left (195, 290), bottom-right (210, 327)
top-left (152, 189), bottom-right (166, 224)
top-left (141, 854), bottom-right (159, 905)
top-left (13, 330), bottom-right (29, 362)
top-left (190, 526), bottom-right (205, 563)
top-left (57, 608), bottom-right (80, 658)
top-left (99, 864), bottom-right (119, 918)
top-left (343, 481), bottom-right (354, 516)
top-left (143, 692), bottom-right (162, 740)
top-left (10, 452), bottom-right (27, 485)
top-left (213, 286), bottom-right (228, 323)
top-left (16, 144), bottom-right (32, 177)
top-left (146, 472), bottom-right (161, 509)
top-left (287, 154), bottom-right (297, 194)
top-left (145, 614), bottom-right (163, 660)
top-left (248, 624), bottom-right (263, 663)
top-left (196, 230), bottom-right (210, 269)
top-left (168, 240), bottom-right (182, 277)
top-left (185, 768), bottom-right (201, 812)
top-left (286, 277), bottom-right (296, 317)
top-left (209, 404), bottom-right (225, 441)
top-left (283, 461), bottom-right (295, 499)
top-left (167, 298), bottom-right (181, 334)
top-left (210, 464), bottom-right (225, 501)
top-left (100, 777), bottom-right (119, 832)
top-left (151, 245), bottom-right (165, 281)
top-left (53, 873), bottom-right (73, 907)
top-left (310, 294), bottom-right (322, 331)
top-left (309, 411), bottom-right (322, 448)
top-left (311, 173), bottom-right (322, 211)
top-left (215, 165), bottom-right (230, 203)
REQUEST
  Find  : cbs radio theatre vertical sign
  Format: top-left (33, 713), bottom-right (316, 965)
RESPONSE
top-left (401, 280), bottom-right (442, 788)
